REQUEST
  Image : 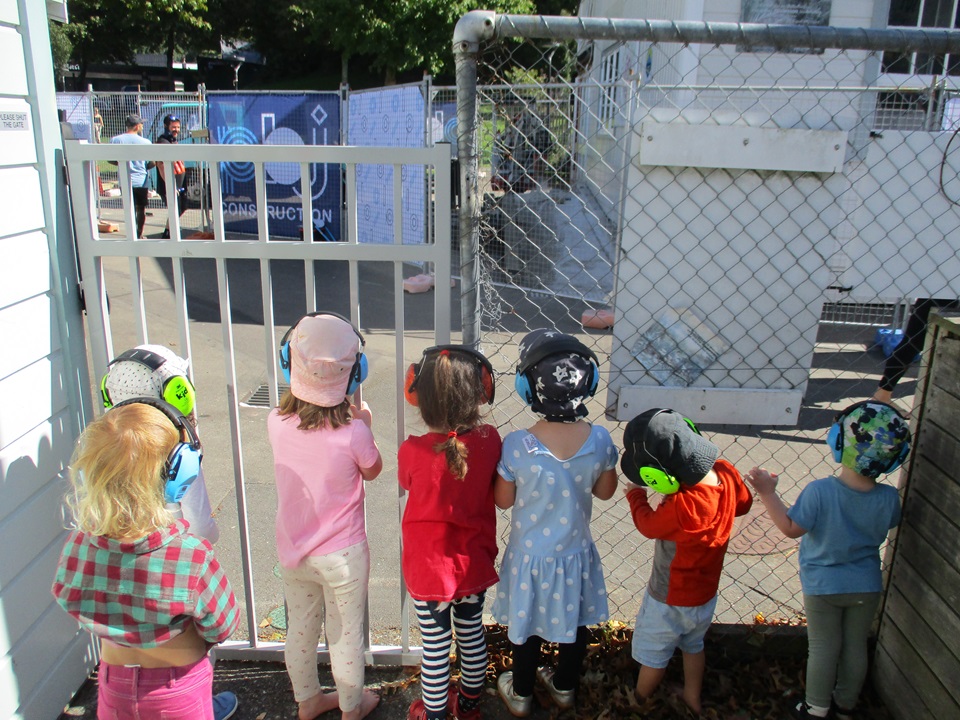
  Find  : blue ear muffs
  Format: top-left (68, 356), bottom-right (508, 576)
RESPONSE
top-left (635, 409), bottom-right (701, 494)
top-left (278, 312), bottom-right (367, 394)
top-left (827, 401), bottom-right (911, 474)
top-left (514, 370), bottom-right (536, 406)
top-left (514, 335), bottom-right (600, 407)
top-left (349, 353), bottom-right (369, 395)
top-left (827, 420), bottom-right (843, 463)
top-left (111, 397), bottom-right (203, 504)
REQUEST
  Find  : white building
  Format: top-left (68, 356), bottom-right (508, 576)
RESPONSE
top-left (0, 2), bottom-right (96, 718)
top-left (571, 1), bottom-right (960, 423)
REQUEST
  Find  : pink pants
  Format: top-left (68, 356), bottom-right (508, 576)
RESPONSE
top-left (97, 656), bottom-right (213, 720)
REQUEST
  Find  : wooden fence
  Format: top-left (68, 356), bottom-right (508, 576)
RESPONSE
top-left (876, 314), bottom-right (960, 719)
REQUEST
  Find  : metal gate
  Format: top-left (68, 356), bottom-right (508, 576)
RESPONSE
top-left (64, 137), bottom-right (452, 663)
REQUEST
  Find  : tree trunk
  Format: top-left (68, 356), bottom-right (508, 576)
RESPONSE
top-left (384, 66), bottom-right (396, 85)
top-left (341, 53), bottom-right (349, 85)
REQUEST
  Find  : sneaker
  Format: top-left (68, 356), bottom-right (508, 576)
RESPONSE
top-left (787, 700), bottom-right (829, 720)
top-left (536, 667), bottom-right (575, 710)
top-left (447, 686), bottom-right (480, 720)
top-left (497, 672), bottom-right (533, 718)
top-left (212, 691), bottom-right (238, 720)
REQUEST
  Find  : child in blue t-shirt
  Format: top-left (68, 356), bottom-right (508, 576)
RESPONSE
top-left (746, 401), bottom-right (911, 720)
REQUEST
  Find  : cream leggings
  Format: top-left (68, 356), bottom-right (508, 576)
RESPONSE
top-left (280, 540), bottom-right (369, 711)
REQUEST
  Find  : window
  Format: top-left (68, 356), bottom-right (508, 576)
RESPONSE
top-left (599, 44), bottom-right (622, 126)
top-left (740, 0), bottom-right (831, 53)
top-left (742, 0), bottom-right (831, 25)
top-left (884, 0), bottom-right (960, 76)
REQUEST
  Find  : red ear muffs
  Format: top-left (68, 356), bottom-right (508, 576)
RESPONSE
top-left (404, 362), bottom-right (421, 406)
top-left (404, 345), bottom-right (495, 407)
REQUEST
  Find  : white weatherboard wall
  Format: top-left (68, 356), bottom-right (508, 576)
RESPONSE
top-left (0, 1), bottom-right (95, 719)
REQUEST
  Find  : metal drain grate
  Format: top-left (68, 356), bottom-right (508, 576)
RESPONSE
top-left (820, 301), bottom-right (900, 327)
top-left (241, 384), bottom-right (288, 409)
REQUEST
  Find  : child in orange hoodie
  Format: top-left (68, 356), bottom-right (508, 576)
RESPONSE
top-left (621, 408), bottom-right (753, 714)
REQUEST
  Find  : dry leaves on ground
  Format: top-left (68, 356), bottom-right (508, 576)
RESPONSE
top-left (478, 622), bottom-right (891, 720)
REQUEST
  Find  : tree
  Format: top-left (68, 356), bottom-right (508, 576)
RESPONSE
top-left (62, 0), bottom-right (147, 88)
top-left (125, 0), bottom-right (213, 87)
top-left (48, 20), bottom-right (73, 90)
top-left (292, 0), bottom-right (537, 85)
top-left (64, 0), bottom-right (215, 89)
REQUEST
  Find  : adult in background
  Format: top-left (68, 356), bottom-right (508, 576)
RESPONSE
top-left (873, 298), bottom-right (960, 404)
top-left (110, 113), bottom-right (153, 238)
top-left (156, 113), bottom-right (187, 238)
top-left (92, 106), bottom-right (103, 142)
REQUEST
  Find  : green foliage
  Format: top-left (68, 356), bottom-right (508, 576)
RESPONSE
top-left (48, 20), bottom-right (73, 86)
top-left (503, 65), bottom-right (547, 85)
top-left (61, 0), bottom-right (579, 89)
top-left (243, 0), bottom-right (536, 84)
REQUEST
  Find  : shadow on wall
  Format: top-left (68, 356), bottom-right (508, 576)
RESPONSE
top-left (2, 412), bottom-right (98, 717)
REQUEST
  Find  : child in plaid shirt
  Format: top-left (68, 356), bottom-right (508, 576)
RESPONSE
top-left (52, 402), bottom-right (240, 720)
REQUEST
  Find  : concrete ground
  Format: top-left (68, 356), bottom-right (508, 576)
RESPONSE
top-left (60, 204), bottom-right (915, 719)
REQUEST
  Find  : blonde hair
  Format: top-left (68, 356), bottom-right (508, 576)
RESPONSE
top-left (278, 389), bottom-right (352, 430)
top-left (67, 404), bottom-right (178, 538)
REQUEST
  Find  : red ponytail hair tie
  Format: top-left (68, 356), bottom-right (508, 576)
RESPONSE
top-left (440, 349), bottom-right (450, 356)
top-left (447, 430), bottom-right (457, 439)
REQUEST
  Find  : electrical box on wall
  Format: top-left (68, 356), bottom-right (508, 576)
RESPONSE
top-left (634, 121), bottom-right (848, 173)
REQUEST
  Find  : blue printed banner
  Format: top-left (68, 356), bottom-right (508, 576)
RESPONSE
top-left (348, 86), bottom-right (425, 244)
top-left (431, 101), bottom-right (458, 158)
top-left (208, 93), bottom-right (341, 238)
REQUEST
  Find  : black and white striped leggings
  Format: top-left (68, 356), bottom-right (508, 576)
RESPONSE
top-left (413, 593), bottom-right (487, 718)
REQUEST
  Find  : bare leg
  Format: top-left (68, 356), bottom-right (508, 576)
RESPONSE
top-left (681, 650), bottom-right (705, 714)
top-left (342, 689), bottom-right (380, 720)
top-left (298, 691), bottom-right (340, 720)
top-left (635, 665), bottom-right (667, 701)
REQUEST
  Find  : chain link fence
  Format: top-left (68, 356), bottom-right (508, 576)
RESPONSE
top-left (85, 90), bottom-right (209, 234)
top-left (454, 14), bottom-right (960, 625)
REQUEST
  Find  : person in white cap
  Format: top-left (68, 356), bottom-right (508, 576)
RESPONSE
top-left (268, 313), bottom-right (382, 720)
top-left (101, 344), bottom-right (219, 543)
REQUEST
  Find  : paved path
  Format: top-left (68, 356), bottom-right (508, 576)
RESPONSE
top-left (89, 207), bottom-right (918, 651)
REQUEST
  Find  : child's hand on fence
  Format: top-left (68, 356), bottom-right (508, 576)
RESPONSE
top-left (352, 401), bottom-right (373, 428)
top-left (620, 475), bottom-right (646, 496)
top-left (744, 467), bottom-right (778, 496)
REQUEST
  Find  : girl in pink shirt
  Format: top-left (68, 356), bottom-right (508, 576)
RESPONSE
top-left (267, 313), bottom-right (383, 720)
top-left (399, 345), bottom-right (502, 720)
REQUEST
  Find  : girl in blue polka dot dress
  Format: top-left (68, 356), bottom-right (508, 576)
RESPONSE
top-left (493, 330), bottom-right (618, 717)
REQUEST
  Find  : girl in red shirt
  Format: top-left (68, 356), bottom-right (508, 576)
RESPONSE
top-left (399, 346), bottom-right (502, 720)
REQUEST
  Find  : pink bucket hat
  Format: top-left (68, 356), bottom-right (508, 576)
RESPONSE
top-left (289, 315), bottom-right (362, 407)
